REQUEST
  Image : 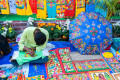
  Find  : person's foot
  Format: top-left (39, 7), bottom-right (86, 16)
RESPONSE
top-left (9, 58), bottom-right (19, 66)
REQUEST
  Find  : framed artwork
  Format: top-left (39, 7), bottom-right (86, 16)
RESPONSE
top-left (112, 73), bottom-right (120, 80)
top-left (88, 70), bottom-right (114, 80)
top-left (102, 51), bottom-right (120, 73)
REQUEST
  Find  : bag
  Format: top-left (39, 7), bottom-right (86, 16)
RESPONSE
top-left (0, 34), bottom-right (11, 57)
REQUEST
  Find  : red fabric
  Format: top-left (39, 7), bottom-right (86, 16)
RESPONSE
top-left (105, 44), bottom-right (111, 50)
top-left (64, 0), bottom-right (75, 17)
top-left (29, 0), bottom-right (37, 14)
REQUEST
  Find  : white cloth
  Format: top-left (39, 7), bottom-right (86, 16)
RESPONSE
top-left (42, 43), bottom-right (55, 56)
top-left (9, 0), bottom-right (16, 14)
top-left (12, 51), bottom-right (19, 59)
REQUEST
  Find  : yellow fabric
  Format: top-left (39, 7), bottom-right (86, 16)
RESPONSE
top-left (16, 0), bottom-right (32, 15)
top-left (103, 52), bottom-right (113, 58)
top-left (16, 8), bottom-right (26, 15)
top-left (37, 0), bottom-right (47, 19)
top-left (75, 0), bottom-right (85, 17)
top-left (25, 0), bottom-right (32, 15)
top-left (16, 0), bottom-right (26, 15)
top-left (0, 0), bottom-right (10, 14)
top-left (56, 5), bottom-right (65, 13)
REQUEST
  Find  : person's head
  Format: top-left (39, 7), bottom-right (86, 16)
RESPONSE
top-left (34, 29), bottom-right (46, 45)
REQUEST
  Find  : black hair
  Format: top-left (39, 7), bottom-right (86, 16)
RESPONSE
top-left (34, 31), bottom-right (46, 45)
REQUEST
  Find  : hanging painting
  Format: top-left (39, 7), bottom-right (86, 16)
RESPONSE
top-left (8, 0), bottom-right (16, 14)
top-left (47, 0), bottom-right (56, 18)
top-left (16, 0), bottom-right (26, 15)
top-left (64, 0), bottom-right (75, 18)
top-left (56, 0), bottom-right (66, 18)
top-left (0, 0), bottom-right (10, 14)
top-left (88, 70), bottom-right (114, 80)
top-left (86, 0), bottom-right (95, 12)
top-left (37, 0), bottom-right (47, 19)
top-left (75, 0), bottom-right (85, 17)
top-left (112, 73), bottom-right (120, 80)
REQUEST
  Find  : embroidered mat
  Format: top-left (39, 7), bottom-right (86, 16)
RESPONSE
top-left (102, 51), bottom-right (120, 73)
top-left (46, 47), bottom-right (110, 79)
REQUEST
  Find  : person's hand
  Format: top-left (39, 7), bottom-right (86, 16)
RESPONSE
top-left (23, 46), bottom-right (35, 57)
top-left (27, 48), bottom-right (35, 57)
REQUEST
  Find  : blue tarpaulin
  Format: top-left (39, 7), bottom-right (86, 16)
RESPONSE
top-left (0, 41), bottom-right (77, 78)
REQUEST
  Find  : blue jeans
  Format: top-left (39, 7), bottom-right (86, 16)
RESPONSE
top-left (30, 56), bottom-right (48, 63)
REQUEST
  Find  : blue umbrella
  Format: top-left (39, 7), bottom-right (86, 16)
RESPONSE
top-left (69, 12), bottom-right (112, 54)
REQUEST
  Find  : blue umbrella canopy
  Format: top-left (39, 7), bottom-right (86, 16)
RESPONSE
top-left (69, 12), bottom-right (112, 54)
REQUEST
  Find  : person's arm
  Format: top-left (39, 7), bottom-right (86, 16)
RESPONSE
top-left (18, 28), bottom-right (27, 51)
top-left (23, 46), bottom-right (35, 57)
top-left (18, 28), bottom-right (35, 57)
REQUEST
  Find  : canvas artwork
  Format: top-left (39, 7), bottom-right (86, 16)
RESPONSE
top-left (0, 0), bottom-right (7, 9)
top-left (37, 0), bottom-right (44, 10)
top-left (58, 48), bottom-right (76, 73)
top-left (74, 59), bottom-right (109, 72)
top-left (102, 51), bottom-right (120, 73)
top-left (58, 73), bottom-right (90, 80)
top-left (63, 62), bottom-right (76, 73)
top-left (0, 64), bottom-right (23, 78)
top-left (16, 0), bottom-right (25, 15)
top-left (47, 3), bottom-right (56, 18)
top-left (48, 77), bottom-right (58, 80)
top-left (16, 0), bottom-right (24, 9)
top-left (46, 50), bottom-right (63, 77)
top-left (86, 0), bottom-right (95, 5)
top-left (28, 63), bottom-right (46, 77)
top-left (26, 75), bottom-right (45, 80)
top-left (115, 51), bottom-right (120, 61)
top-left (0, 64), bottom-right (29, 79)
top-left (56, 0), bottom-right (66, 18)
top-left (110, 63), bottom-right (120, 73)
top-left (77, 0), bottom-right (85, 9)
top-left (60, 55), bottom-right (71, 63)
top-left (59, 48), bottom-right (71, 63)
top-left (75, 0), bottom-right (85, 17)
top-left (46, 0), bottom-right (56, 18)
top-left (86, 0), bottom-right (95, 12)
top-left (37, 0), bottom-right (47, 19)
top-left (64, 0), bottom-right (75, 18)
top-left (112, 73), bottom-right (120, 80)
top-left (0, 0), bottom-right (10, 14)
top-left (58, 48), bottom-right (70, 56)
top-left (88, 70), bottom-right (114, 80)
top-left (7, 73), bottom-right (25, 80)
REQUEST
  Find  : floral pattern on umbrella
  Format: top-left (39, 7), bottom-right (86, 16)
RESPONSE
top-left (69, 12), bottom-right (112, 54)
